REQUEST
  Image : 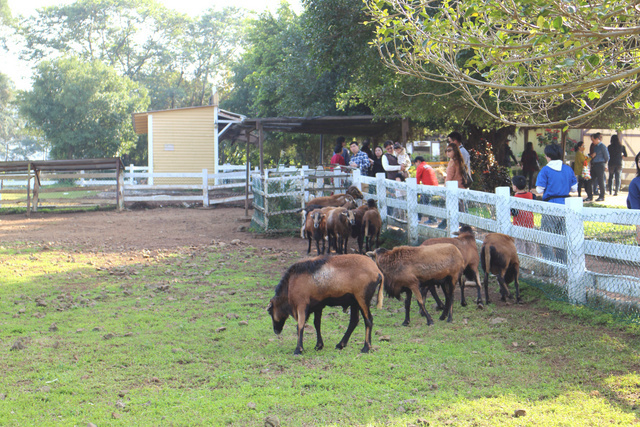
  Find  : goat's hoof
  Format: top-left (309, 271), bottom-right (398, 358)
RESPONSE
top-left (476, 303), bottom-right (485, 310)
top-left (461, 301), bottom-right (468, 307)
top-left (294, 348), bottom-right (303, 355)
top-left (426, 321), bottom-right (434, 326)
top-left (439, 315), bottom-right (446, 321)
top-left (315, 343), bottom-right (324, 351)
top-left (335, 343), bottom-right (346, 350)
top-left (517, 299), bottom-right (524, 305)
top-left (402, 321), bottom-right (410, 327)
top-left (361, 346), bottom-right (370, 353)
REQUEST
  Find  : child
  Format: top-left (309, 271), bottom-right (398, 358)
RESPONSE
top-left (511, 175), bottom-right (536, 255)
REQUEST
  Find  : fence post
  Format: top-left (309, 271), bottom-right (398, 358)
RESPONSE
top-left (406, 177), bottom-right (418, 244)
top-left (264, 169), bottom-right (269, 231)
top-left (202, 169), bottom-right (209, 207)
top-left (117, 167), bottom-right (124, 212)
top-left (565, 197), bottom-right (586, 304)
top-left (302, 165), bottom-right (309, 204)
top-left (352, 169), bottom-right (362, 193)
top-left (334, 168), bottom-right (342, 192)
top-left (495, 186), bottom-right (512, 234)
top-left (376, 173), bottom-right (387, 224)
top-left (445, 181), bottom-right (459, 235)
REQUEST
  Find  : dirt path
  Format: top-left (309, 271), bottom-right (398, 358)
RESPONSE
top-left (0, 207), bottom-right (302, 253)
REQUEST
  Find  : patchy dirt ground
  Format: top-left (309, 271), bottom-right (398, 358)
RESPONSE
top-left (0, 206), bottom-right (302, 253)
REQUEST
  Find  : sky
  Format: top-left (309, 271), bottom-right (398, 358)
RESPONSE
top-left (2, 0), bottom-right (302, 90)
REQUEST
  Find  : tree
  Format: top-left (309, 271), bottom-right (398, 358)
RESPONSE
top-left (366, 0), bottom-right (640, 127)
top-left (19, 57), bottom-right (149, 159)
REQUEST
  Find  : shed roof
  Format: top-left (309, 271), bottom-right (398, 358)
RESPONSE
top-left (131, 106), bottom-right (245, 135)
top-left (233, 115), bottom-right (403, 137)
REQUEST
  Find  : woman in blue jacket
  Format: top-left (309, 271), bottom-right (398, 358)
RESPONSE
top-left (627, 153), bottom-right (640, 244)
top-left (536, 144), bottom-right (578, 263)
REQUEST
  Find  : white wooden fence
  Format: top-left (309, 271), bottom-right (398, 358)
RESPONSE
top-left (252, 168), bottom-right (640, 315)
top-left (0, 164), bottom-right (262, 210)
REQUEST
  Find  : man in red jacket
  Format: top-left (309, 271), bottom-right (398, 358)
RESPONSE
top-left (414, 156), bottom-right (438, 186)
top-left (414, 156), bottom-right (438, 223)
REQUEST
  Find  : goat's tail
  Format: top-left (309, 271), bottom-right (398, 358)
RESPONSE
top-left (364, 218), bottom-right (370, 238)
top-left (484, 244), bottom-right (492, 275)
top-left (376, 273), bottom-right (385, 309)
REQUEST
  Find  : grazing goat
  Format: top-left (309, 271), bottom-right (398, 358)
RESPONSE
top-left (326, 207), bottom-right (356, 254)
top-left (420, 225), bottom-right (485, 307)
top-left (367, 244), bottom-right (465, 325)
top-left (267, 254), bottom-right (384, 355)
top-left (480, 233), bottom-right (521, 304)
top-left (362, 200), bottom-right (382, 252)
top-left (303, 209), bottom-right (327, 255)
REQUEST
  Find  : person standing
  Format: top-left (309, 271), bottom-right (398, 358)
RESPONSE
top-left (361, 139), bottom-right (374, 160)
top-left (382, 140), bottom-right (402, 179)
top-left (607, 134), bottom-right (627, 196)
top-left (415, 156), bottom-right (438, 223)
top-left (414, 156), bottom-right (438, 186)
top-left (445, 143), bottom-right (467, 189)
top-left (348, 141), bottom-right (372, 176)
top-left (337, 136), bottom-right (350, 165)
top-left (589, 132), bottom-right (609, 202)
top-left (536, 144), bottom-right (578, 263)
top-left (520, 142), bottom-right (539, 190)
top-left (627, 153), bottom-right (640, 244)
top-left (393, 142), bottom-right (412, 180)
top-left (330, 145), bottom-right (345, 166)
top-left (448, 131), bottom-right (471, 176)
top-left (499, 140), bottom-right (518, 168)
top-left (369, 146), bottom-right (385, 177)
top-left (511, 175), bottom-right (535, 254)
top-left (573, 141), bottom-right (593, 201)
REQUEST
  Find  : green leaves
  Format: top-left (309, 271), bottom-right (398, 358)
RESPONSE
top-left (19, 57), bottom-right (149, 159)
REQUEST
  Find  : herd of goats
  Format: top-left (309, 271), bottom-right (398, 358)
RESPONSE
top-left (267, 186), bottom-right (522, 355)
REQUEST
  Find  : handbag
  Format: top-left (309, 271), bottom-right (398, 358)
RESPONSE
top-left (462, 171), bottom-right (473, 188)
top-left (582, 161), bottom-right (591, 180)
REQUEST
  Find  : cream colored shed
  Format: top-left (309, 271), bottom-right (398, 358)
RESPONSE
top-left (132, 105), bottom-right (245, 184)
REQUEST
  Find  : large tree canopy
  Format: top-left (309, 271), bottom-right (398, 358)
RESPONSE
top-left (366, 0), bottom-right (640, 127)
top-left (19, 57), bottom-right (149, 159)
top-left (18, 0), bottom-right (243, 110)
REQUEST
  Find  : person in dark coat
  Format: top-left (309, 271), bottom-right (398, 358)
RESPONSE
top-left (369, 146), bottom-right (385, 177)
top-left (520, 142), bottom-right (539, 190)
top-left (607, 134), bottom-right (628, 196)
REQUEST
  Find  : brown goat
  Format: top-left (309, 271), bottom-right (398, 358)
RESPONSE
top-left (306, 185), bottom-right (363, 208)
top-left (303, 209), bottom-right (327, 255)
top-left (420, 225), bottom-right (485, 307)
top-left (368, 244), bottom-right (465, 325)
top-left (480, 233), bottom-right (521, 304)
top-left (362, 200), bottom-right (382, 252)
top-left (350, 202), bottom-right (372, 254)
top-left (267, 254), bottom-right (384, 355)
top-left (326, 207), bottom-right (356, 254)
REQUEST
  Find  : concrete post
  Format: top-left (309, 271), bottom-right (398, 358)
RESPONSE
top-left (406, 177), bottom-right (418, 244)
top-left (566, 197), bottom-right (586, 304)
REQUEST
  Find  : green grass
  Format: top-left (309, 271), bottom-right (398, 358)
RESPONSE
top-left (1, 241), bottom-right (639, 426)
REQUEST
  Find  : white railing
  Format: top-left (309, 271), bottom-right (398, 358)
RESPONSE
top-left (252, 168), bottom-right (640, 312)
